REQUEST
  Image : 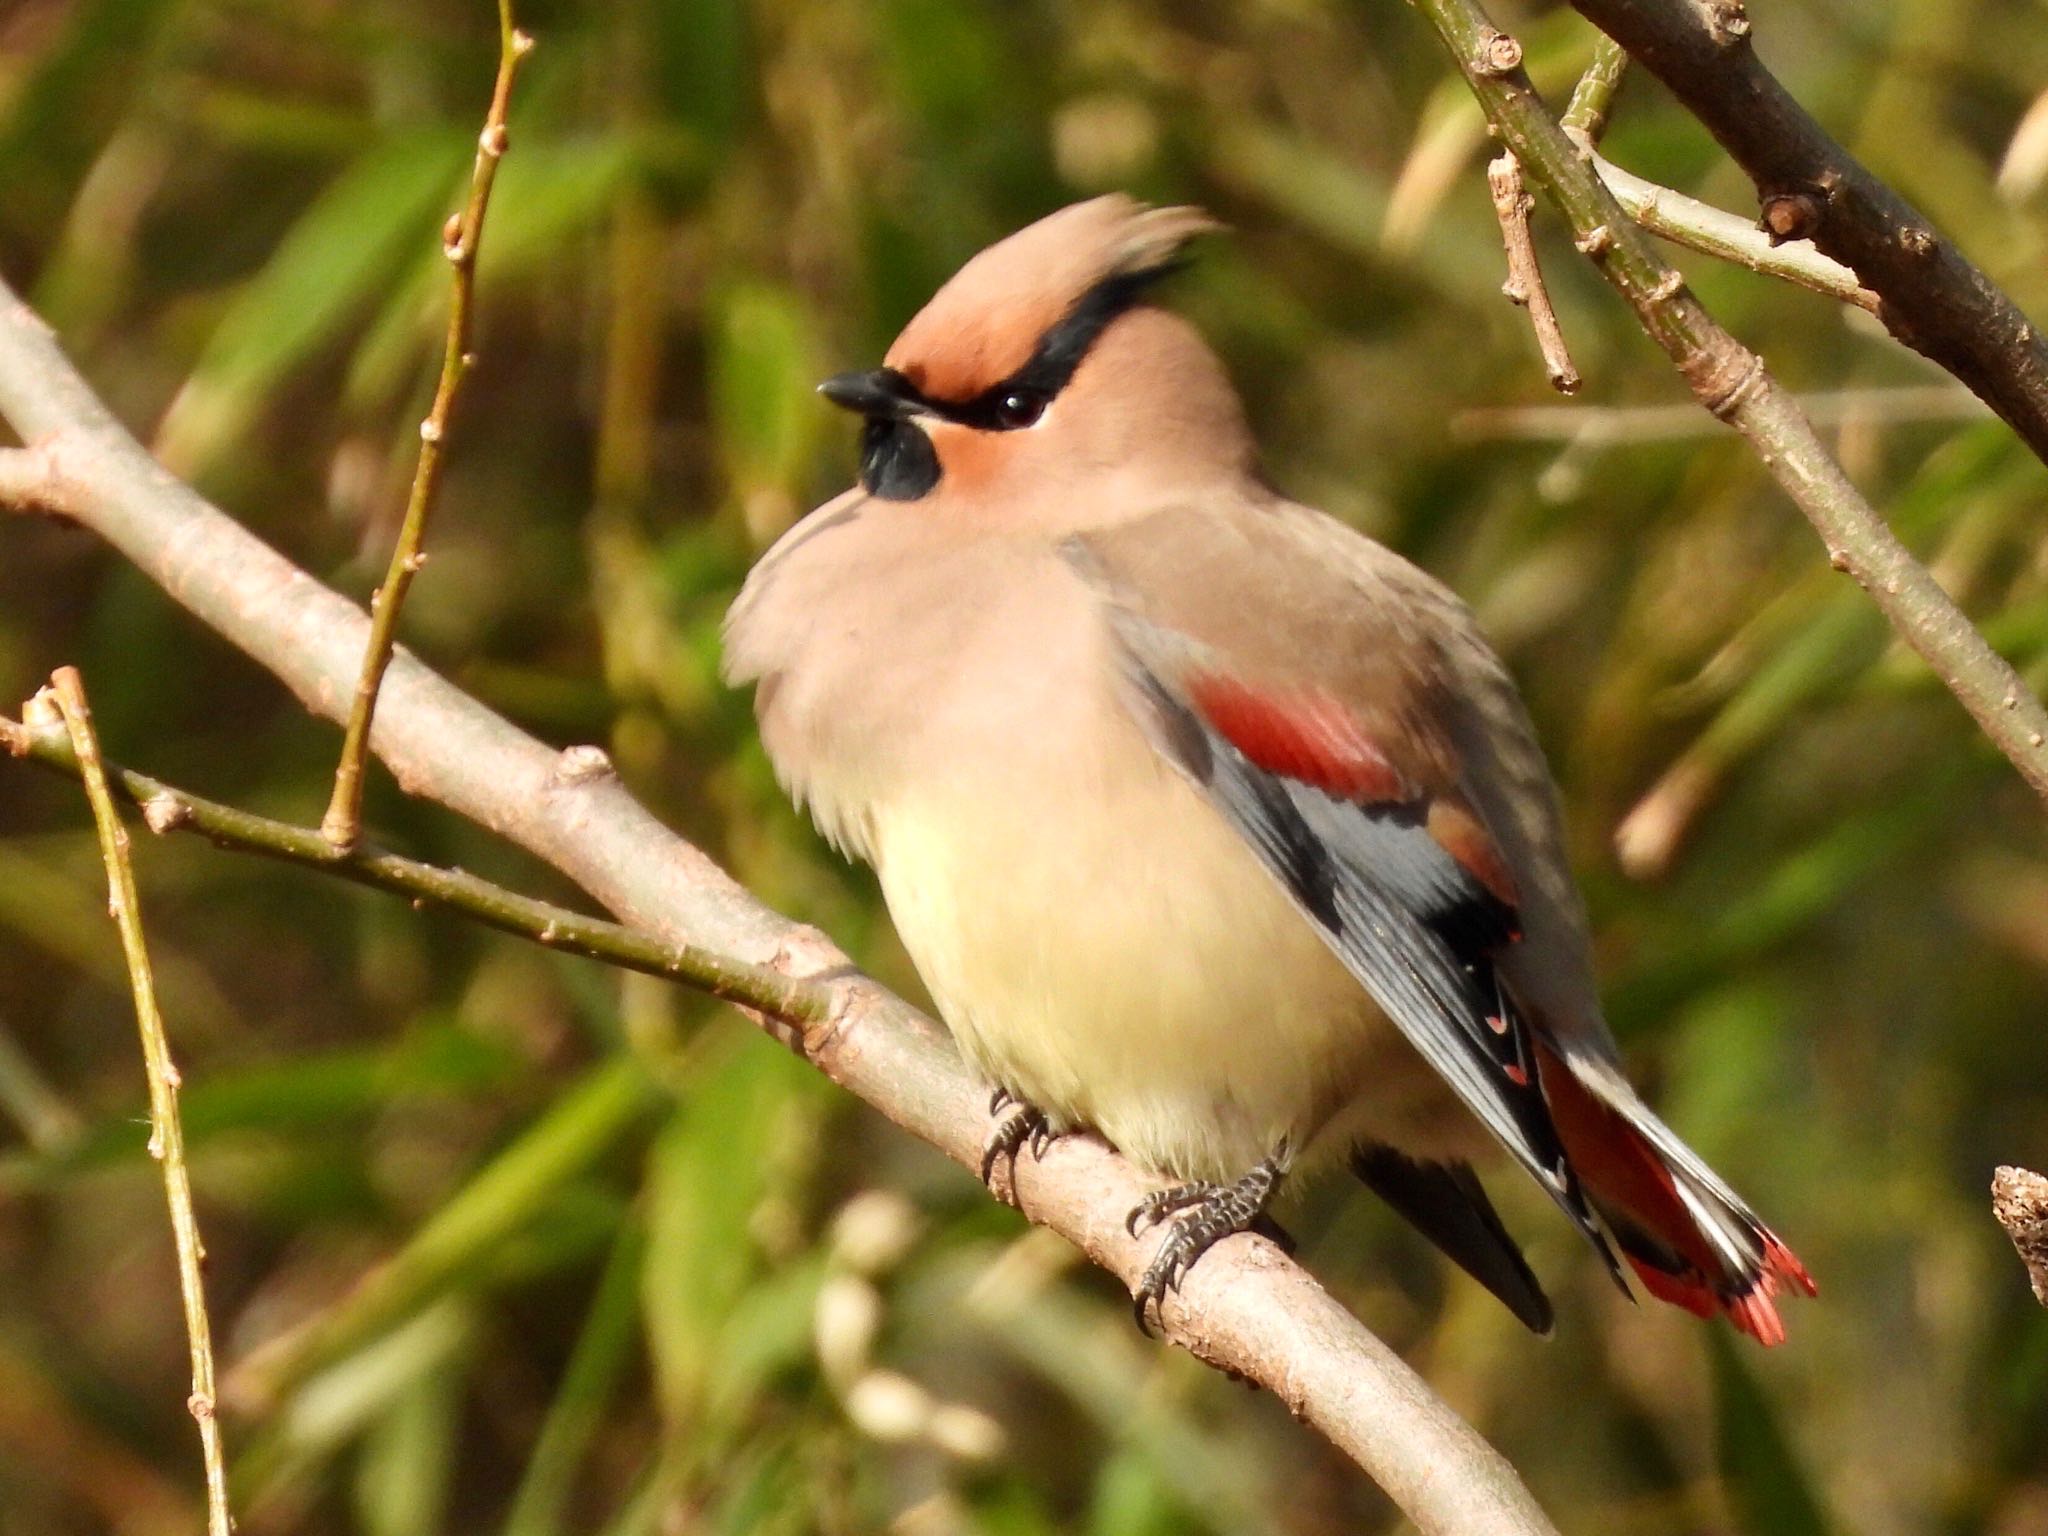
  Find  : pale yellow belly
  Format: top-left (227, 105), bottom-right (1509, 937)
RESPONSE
top-left (869, 750), bottom-right (1479, 1185)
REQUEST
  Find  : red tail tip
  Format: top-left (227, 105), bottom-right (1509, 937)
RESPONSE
top-left (1763, 1232), bottom-right (1818, 1299)
top-left (1623, 1229), bottom-right (1815, 1347)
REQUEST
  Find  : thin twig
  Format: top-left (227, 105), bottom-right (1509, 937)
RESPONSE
top-left (320, 7), bottom-right (534, 853)
top-left (1585, 149), bottom-right (1878, 312)
top-left (1488, 151), bottom-right (1582, 393)
top-left (1565, 0), bottom-right (2048, 470)
top-left (0, 711), bottom-right (830, 1027)
top-left (1560, 33), bottom-right (1628, 142)
top-left (41, 668), bottom-right (231, 1536)
top-left (1412, 0), bottom-right (2048, 809)
top-left (0, 276), bottom-right (1559, 1536)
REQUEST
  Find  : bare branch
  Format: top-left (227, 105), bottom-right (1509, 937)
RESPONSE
top-left (1412, 0), bottom-right (2048, 810)
top-left (41, 669), bottom-right (231, 1536)
top-left (321, 13), bottom-right (535, 854)
top-left (0, 273), bottom-right (1559, 1536)
top-left (1488, 151), bottom-right (1583, 394)
top-left (1566, 0), bottom-right (2048, 469)
top-left (1993, 1166), bottom-right (2048, 1308)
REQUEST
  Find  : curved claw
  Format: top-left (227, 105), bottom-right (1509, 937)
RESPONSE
top-left (980, 1091), bottom-right (1062, 1203)
top-left (1124, 1154), bottom-right (1288, 1335)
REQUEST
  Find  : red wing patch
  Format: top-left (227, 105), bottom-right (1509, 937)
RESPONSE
top-left (1185, 672), bottom-right (1413, 804)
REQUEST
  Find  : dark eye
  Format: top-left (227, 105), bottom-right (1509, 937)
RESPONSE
top-left (993, 389), bottom-right (1047, 429)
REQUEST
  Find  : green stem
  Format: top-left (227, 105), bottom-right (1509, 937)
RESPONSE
top-left (2, 712), bottom-right (832, 1026)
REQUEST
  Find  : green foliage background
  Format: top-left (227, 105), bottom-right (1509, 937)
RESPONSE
top-left (3, 0), bottom-right (2048, 1531)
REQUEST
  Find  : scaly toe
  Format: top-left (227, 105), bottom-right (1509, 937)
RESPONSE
top-left (1124, 1181), bottom-right (1220, 1238)
top-left (980, 1094), bottom-right (1059, 1203)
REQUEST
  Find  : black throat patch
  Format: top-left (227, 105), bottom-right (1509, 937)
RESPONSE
top-left (859, 417), bottom-right (942, 500)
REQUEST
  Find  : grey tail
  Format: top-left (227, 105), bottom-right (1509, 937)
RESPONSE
top-left (1353, 1146), bottom-right (1554, 1335)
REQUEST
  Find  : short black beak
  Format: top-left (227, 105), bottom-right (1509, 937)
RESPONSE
top-left (817, 368), bottom-right (925, 422)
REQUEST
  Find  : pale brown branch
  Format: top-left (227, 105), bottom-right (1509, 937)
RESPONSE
top-left (1488, 150), bottom-right (1583, 394)
top-left (320, 12), bottom-right (535, 854)
top-left (1992, 1166), bottom-right (2048, 1308)
top-left (0, 276), bottom-right (1558, 1536)
top-left (40, 669), bottom-right (231, 1536)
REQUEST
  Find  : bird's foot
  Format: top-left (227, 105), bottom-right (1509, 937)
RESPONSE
top-left (1128, 1153), bottom-right (1288, 1334)
top-left (981, 1086), bottom-right (1059, 1202)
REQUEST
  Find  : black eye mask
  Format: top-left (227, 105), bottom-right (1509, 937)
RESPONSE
top-left (820, 259), bottom-right (1182, 502)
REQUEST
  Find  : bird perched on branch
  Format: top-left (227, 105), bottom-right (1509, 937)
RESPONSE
top-left (723, 196), bottom-right (1813, 1343)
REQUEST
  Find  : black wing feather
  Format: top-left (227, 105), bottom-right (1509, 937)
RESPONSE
top-left (1353, 1146), bottom-right (1554, 1334)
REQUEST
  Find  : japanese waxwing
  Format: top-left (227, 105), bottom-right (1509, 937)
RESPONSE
top-left (723, 196), bottom-right (1813, 1342)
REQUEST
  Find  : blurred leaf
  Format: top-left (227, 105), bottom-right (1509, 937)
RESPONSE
top-left (501, 1217), bottom-right (648, 1536)
top-left (230, 1057), bottom-right (661, 1409)
top-left (237, 1302), bottom-right (475, 1521)
top-left (1708, 1330), bottom-right (1833, 1536)
top-left (650, 0), bottom-right (751, 161)
top-left (641, 1034), bottom-right (822, 1431)
top-left (0, 1024), bottom-right (519, 1191)
top-left (0, 0), bottom-right (177, 236)
top-left (346, 135), bottom-right (639, 413)
top-left (154, 131), bottom-right (470, 474)
top-left (354, 1348), bottom-right (463, 1536)
top-left (709, 279), bottom-right (822, 535)
top-left (1089, 1446), bottom-right (1200, 1536)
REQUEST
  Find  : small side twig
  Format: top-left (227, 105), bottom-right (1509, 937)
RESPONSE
top-left (1487, 152), bottom-right (1582, 394)
top-left (1560, 34), bottom-right (1628, 142)
top-left (40, 668), bottom-right (231, 1536)
top-left (1, 711), bottom-right (830, 1028)
top-left (1993, 1166), bottom-right (2048, 1308)
top-left (320, 5), bottom-right (534, 854)
top-left (1584, 151), bottom-right (1878, 313)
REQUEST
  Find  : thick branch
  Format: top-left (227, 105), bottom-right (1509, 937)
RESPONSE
top-left (1412, 0), bottom-right (2048, 809)
top-left (0, 277), bottom-right (1557, 1536)
top-left (1567, 0), bottom-right (2048, 468)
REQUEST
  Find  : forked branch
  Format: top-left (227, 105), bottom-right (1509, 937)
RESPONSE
top-left (320, 4), bottom-right (534, 853)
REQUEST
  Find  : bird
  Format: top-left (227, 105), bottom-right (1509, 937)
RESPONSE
top-left (722, 195), bottom-right (1814, 1344)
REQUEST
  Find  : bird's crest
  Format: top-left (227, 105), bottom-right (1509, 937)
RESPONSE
top-left (885, 196), bottom-right (1220, 406)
